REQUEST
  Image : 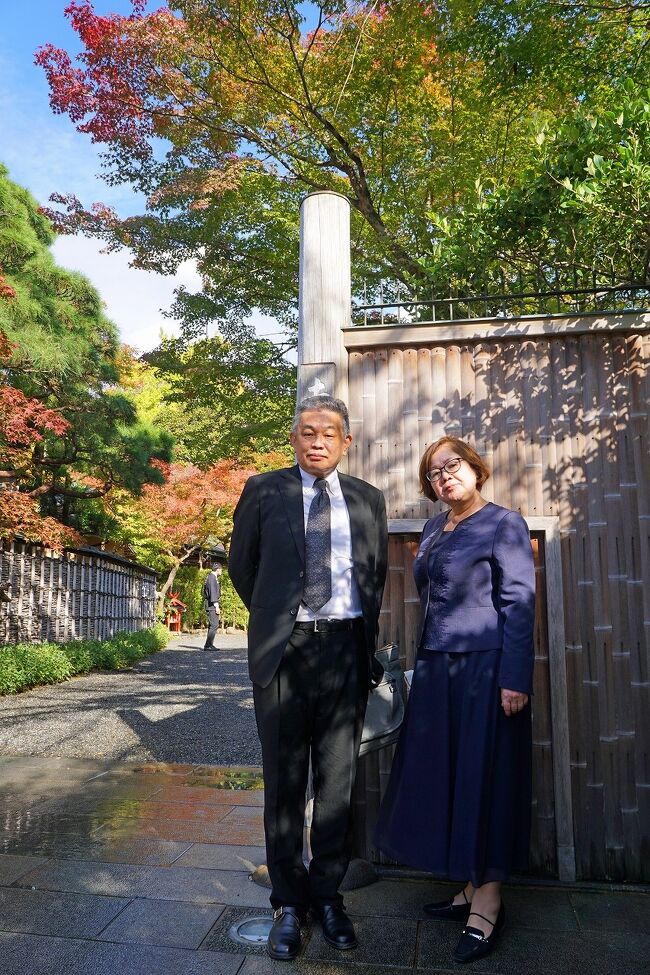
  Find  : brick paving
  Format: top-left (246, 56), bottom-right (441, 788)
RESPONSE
top-left (0, 632), bottom-right (648, 973)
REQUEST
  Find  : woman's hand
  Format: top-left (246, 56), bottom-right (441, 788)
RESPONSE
top-left (500, 688), bottom-right (528, 716)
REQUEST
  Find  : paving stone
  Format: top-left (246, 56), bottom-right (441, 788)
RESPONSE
top-left (468, 885), bottom-right (579, 931)
top-left (0, 833), bottom-right (110, 860)
top-left (0, 886), bottom-right (129, 938)
top-left (136, 864), bottom-right (272, 906)
top-left (174, 843), bottom-right (266, 872)
top-left (114, 799), bottom-right (236, 824)
top-left (14, 859), bottom-right (153, 897)
top-left (241, 958), bottom-right (416, 975)
top-left (221, 806), bottom-right (265, 826)
top-left (185, 768), bottom-right (264, 790)
top-left (0, 854), bottom-right (49, 885)
top-left (98, 816), bottom-right (265, 845)
top-left (154, 785), bottom-right (265, 806)
top-left (345, 878), bottom-right (456, 919)
top-left (68, 940), bottom-right (243, 975)
top-left (416, 921), bottom-right (650, 974)
top-left (63, 837), bottom-right (193, 866)
top-left (0, 931), bottom-right (87, 975)
top-left (4, 834), bottom-right (191, 868)
top-left (570, 889), bottom-right (650, 932)
top-left (15, 857), bottom-right (272, 906)
top-left (0, 811), bottom-right (109, 837)
top-left (98, 897), bottom-right (226, 948)
top-left (304, 915), bottom-right (417, 968)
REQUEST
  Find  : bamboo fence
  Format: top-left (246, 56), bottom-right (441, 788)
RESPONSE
top-left (0, 539), bottom-right (157, 644)
top-left (344, 319), bottom-right (650, 883)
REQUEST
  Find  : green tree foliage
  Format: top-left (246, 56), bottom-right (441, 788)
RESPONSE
top-left (143, 335), bottom-right (296, 462)
top-left (0, 164), bottom-right (172, 541)
top-left (425, 83), bottom-right (650, 296)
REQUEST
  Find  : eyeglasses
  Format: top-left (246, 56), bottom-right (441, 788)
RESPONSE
top-left (425, 456), bottom-right (463, 483)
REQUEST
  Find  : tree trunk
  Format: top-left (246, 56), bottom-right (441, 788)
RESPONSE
top-left (156, 560), bottom-right (181, 617)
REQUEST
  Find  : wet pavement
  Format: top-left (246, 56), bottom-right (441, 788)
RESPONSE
top-left (1, 633), bottom-right (648, 973)
top-left (1, 756), bottom-right (648, 974)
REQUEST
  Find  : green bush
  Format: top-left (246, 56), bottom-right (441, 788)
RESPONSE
top-left (220, 571), bottom-right (248, 630)
top-left (12, 643), bottom-right (72, 687)
top-left (0, 624), bottom-right (170, 696)
top-left (173, 565), bottom-right (207, 629)
top-left (173, 565), bottom-right (248, 631)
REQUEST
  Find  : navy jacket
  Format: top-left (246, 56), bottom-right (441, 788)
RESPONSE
top-left (414, 502), bottom-right (536, 694)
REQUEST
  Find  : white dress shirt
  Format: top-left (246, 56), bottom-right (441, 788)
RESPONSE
top-left (296, 466), bottom-right (363, 621)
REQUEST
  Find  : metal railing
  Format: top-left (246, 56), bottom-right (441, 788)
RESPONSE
top-left (351, 284), bottom-right (650, 327)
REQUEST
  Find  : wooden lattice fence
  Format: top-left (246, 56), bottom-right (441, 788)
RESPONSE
top-left (0, 539), bottom-right (157, 644)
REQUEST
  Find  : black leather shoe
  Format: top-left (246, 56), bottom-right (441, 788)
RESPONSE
top-left (453, 903), bottom-right (505, 963)
top-left (267, 907), bottom-right (303, 960)
top-left (314, 904), bottom-right (358, 950)
top-left (424, 889), bottom-right (471, 921)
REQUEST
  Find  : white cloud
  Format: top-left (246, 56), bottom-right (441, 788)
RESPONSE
top-left (51, 236), bottom-right (295, 358)
top-left (52, 236), bottom-right (201, 353)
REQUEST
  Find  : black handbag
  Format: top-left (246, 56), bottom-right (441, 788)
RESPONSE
top-left (359, 643), bottom-right (405, 756)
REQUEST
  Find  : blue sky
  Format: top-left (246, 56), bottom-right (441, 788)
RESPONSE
top-left (0, 1), bottom-right (278, 352)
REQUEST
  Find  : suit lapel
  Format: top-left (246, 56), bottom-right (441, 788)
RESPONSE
top-left (278, 466), bottom-right (306, 564)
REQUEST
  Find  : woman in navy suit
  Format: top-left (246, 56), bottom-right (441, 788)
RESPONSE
top-left (374, 437), bottom-right (535, 964)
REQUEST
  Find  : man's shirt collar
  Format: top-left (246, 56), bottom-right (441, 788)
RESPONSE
top-left (298, 466), bottom-right (339, 492)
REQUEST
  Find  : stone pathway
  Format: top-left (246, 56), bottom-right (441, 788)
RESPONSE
top-left (0, 632), bottom-right (261, 765)
top-left (0, 634), bottom-right (648, 973)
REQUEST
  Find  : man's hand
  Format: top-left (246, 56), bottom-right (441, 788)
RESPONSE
top-left (500, 688), bottom-right (528, 716)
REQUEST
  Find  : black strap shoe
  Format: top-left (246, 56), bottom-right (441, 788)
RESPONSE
top-left (267, 906), bottom-right (303, 960)
top-left (453, 903), bottom-right (505, 963)
top-left (313, 904), bottom-right (358, 950)
top-left (424, 887), bottom-right (471, 920)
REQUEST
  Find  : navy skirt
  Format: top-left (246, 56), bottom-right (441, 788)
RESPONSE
top-left (374, 648), bottom-right (532, 887)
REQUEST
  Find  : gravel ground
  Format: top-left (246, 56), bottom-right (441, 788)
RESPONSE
top-left (0, 632), bottom-right (262, 765)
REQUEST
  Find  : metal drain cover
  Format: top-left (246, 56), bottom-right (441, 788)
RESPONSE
top-left (229, 916), bottom-right (273, 946)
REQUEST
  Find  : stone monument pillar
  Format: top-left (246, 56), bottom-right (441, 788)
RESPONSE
top-left (298, 190), bottom-right (351, 404)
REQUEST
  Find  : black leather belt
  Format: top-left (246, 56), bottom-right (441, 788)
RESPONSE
top-left (294, 618), bottom-right (363, 632)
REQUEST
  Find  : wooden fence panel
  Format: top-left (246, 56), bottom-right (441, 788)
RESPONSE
top-left (0, 540), bottom-right (157, 645)
top-left (347, 327), bottom-right (649, 881)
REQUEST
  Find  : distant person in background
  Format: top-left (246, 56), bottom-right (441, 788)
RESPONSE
top-left (374, 437), bottom-right (536, 965)
top-left (202, 563), bottom-right (223, 651)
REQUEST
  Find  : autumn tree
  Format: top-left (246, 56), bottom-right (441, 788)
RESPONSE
top-left (0, 164), bottom-right (173, 540)
top-left (0, 332), bottom-right (80, 546)
top-left (107, 458), bottom-right (255, 611)
top-left (36, 0), bottom-right (650, 341)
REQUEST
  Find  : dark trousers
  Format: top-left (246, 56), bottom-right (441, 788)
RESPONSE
top-left (204, 606), bottom-right (220, 649)
top-left (253, 620), bottom-right (368, 912)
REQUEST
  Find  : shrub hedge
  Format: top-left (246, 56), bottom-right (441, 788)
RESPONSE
top-left (172, 565), bottom-right (248, 631)
top-left (0, 624), bottom-right (170, 696)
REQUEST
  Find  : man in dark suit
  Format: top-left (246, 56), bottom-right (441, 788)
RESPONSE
top-left (229, 395), bottom-right (388, 961)
top-left (202, 562), bottom-right (222, 651)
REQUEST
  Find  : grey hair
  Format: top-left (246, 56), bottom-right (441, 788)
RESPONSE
top-left (292, 395), bottom-right (350, 436)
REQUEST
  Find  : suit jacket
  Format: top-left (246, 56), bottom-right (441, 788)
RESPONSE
top-left (202, 573), bottom-right (220, 606)
top-left (228, 465), bottom-right (388, 689)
